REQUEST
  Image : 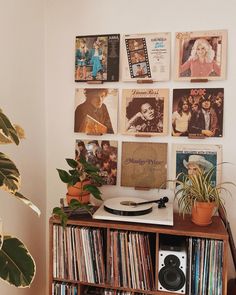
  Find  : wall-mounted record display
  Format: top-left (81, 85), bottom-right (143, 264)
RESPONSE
top-left (121, 142), bottom-right (167, 188)
top-left (172, 88), bottom-right (224, 138)
top-left (120, 88), bottom-right (168, 136)
top-left (174, 30), bottom-right (227, 81)
top-left (122, 33), bottom-right (171, 82)
top-left (75, 34), bottom-right (120, 82)
top-left (74, 88), bottom-right (118, 134)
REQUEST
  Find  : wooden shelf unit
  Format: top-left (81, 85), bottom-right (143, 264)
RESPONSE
top-left (49, 213), bottom-right (228, 295)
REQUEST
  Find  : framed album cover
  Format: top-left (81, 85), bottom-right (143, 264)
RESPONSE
top-left (120, 88), bottom-right (168, 136)
top-left (172, 88), bottom-right (224, 137)
top-left (122, 32), bottom-right (171, 82)
top-left (74, 88), bottom-right (118, 134)
top-left (174, 30), bottom-right (227, 81)
top-left (75, 139), bottom-right (118, 185)
top-left (75, 34), bottom-right (120, 82)
top-left (121, 142), bottom-right (168, 188)
top-left (171, 144), bottom-right (222, 187)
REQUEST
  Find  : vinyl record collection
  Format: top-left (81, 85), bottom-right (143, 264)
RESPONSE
top-left (84, 286), bottom-right (144, 294)
top-left (52, 282), bottom-right (78, 295)
top-left (107, 230), bottom-right (155, 291)
top-left (188, 237), bottom-right (223, 295)
top-left (53, 225), bottom-right (105, 283)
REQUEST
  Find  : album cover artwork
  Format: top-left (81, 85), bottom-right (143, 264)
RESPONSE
top-left (74, 88), bottom-right (118, 134)
top-left (75, 139), bottom-right (118, 185)
top-left (121, 142), bottom-right (168, 188)
top-left (174, 30), bottom-right (227, 81)
top-left (172, 144), bottom-right (222, 187)
top-left (172, 88), bottom-right (224, 138)
top-left (75, 34), bottom-right (120, 82)
top-left (122, 32), bottom-right (171, 81)
top-left (121, 88), bottom-right (168, 136)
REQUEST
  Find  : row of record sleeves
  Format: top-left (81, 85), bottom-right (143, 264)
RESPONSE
top-left (74, 30), bottom-right (227, 82)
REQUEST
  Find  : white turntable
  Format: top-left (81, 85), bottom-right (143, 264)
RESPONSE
top-left (93, 197), bottom-right (173, 226)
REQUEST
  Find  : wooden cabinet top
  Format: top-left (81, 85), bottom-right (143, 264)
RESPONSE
top-left (50, 212), bottom-right (228, 240)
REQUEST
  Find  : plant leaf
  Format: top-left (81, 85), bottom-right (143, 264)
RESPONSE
top-left (0, 236), bottom-right (35, 287)
top-left (83, 184), bottom-right (102, 200)
top-left (14, 192), bottom-right (41, 216)
top-left (65, 158), bottom-right (78, 169)
top-left (0, 109), bottom-right (19, 145)
top-left (56, 169), bottom-right (73, 183)
top-left (0, 152), bottom-right (20, 193)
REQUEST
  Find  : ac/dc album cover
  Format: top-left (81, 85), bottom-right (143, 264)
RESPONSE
top-left (75, 34), bottom-right (120, 82)
top-left (74, 88), bottom-right (118, 134)
top-left (174, 30), bottom-right (227, 81)
top-left (120, 88), bottom-right (168, 136)
top-left (172, 88), bottom-right (224, 138)
top-left (122, 33), bottom-right (171, 82)
top-left (75, 139), bottom-right (118, 185)
top-left (171, 144), bottom-right (222, 187)
top-left (121, 142), bottom-right (168, 188)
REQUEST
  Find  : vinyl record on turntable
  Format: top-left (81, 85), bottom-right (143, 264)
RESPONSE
top-left (103, 197), bottom-right (153, 216)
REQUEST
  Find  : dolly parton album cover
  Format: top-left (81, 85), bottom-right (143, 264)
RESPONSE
top-left (174, 30), bottom-right (227, 81)
top-left (172, 88), bottom-right (224, 138)
top-left (122, 33), bottom-right (171, 82)
top-left (120, 88), bottom-right (168, 136)
top-left (75, 34), bottom-right (120, 82)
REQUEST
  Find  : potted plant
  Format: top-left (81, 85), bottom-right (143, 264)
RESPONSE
top-left (0, 108), bottom-right (40, 287)
top-left (174, 163), bottom-right (235, 226)
top-left (53, 156), bottom-right (103, 225)
top-left (57, 156), bottom-right (103, 203)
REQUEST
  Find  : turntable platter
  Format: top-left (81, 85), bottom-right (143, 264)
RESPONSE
top-left (103, 197), bottom-right (153, 216)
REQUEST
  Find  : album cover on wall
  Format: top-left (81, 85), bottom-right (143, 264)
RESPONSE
top-left (120, 88), bottom-right (168, 136)
top-left (75, 139), bottom-right (118, 185)
top-left (171, 144), bottom-right (222, 187)
top-left (74, 88), bottom-right (118, 134)
top-left (172, 88), bottom-right (224, 138)
top-left (75, 34), bottom-right (120, 82)
top-left (122, 33), bottom-right (171, 81)
top-left (121, 142), bottom-right (168, 188)
top-left (174, 30), bottom-right (227, 81)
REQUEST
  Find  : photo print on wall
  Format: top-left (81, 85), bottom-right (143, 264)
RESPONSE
top-left (75, 139), bottom-right (118, 185)
top-left (121, 142), bottom-right (167, 189)
top-left (74, 88), bottom-right (118, 135)
top-left (172, 88), bottom-right (224, 138)
top-left (174, 30), bottom-right (227, 81)
top-left (122, 32), bottom-right (171, 81)
top-left (121, 88), bottom-right (168, 136)
top-left (75, 34), bottom-right (120, 82)
top-left (172, 144), bottom-right (222, 187)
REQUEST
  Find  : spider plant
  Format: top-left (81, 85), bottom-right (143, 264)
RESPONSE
top-left (175, 164), bottom-right (236, 217)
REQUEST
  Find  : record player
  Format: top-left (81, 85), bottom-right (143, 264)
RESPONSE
top-left (93, 196), bottom-right (173, 226)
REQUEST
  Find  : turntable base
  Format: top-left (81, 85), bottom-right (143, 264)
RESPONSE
top-left (93, 199), bottom-right (173, 226)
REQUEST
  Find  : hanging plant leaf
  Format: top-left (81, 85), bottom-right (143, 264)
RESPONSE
top-left (0, 152), bottom-right (20, 193)
top-left (0, 109), bottom-right (19, 145)
top-left (0, 236), bottom-right (35, 287)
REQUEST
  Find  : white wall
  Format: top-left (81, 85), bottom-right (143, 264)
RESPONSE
top-left (45, 0), bottom-right (236, 284)
top-left (2, 0), bottom-right (236, 294)
top-left (0, 0), bottom-right (46, 294)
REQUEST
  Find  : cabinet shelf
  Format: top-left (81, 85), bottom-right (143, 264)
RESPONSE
top-left (49, 213), bottom-right (228, 295)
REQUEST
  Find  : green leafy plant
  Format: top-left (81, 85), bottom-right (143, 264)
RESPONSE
top-left (0, 108), bottom-right (40, 287)
top-left (57, 157), bottom-right (103, 199)
top-left (174, 164), bottom-right (236, 217)
top-left (53, 157), bottom-right (103, 226)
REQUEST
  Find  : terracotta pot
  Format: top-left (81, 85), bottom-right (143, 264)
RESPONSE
top-left (191, 201), bottom-right (216, 226)
top-left (67, 180), bottom-right (90, 196)
top-left (66, 192), bottom-right (90, 205)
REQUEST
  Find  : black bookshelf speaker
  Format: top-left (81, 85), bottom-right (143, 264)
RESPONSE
top-left (158, 246), bottom-right (187, 294)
